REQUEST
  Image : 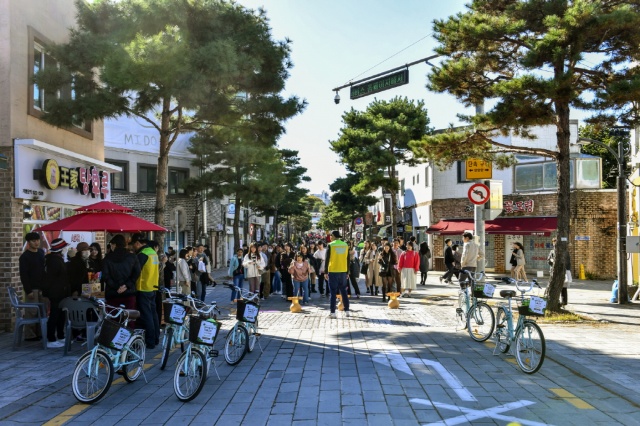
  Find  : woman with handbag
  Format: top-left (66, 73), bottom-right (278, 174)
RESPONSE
top-left (302, 244), bottom-right (317, 294)
top-left (378, 242), bottom-right (397, 302)
top-left (176, 248), bottom-right (192, 295)
top-left (364, 242), bottom-right (379, 295)
top-left (512, 242), bottom-right (528, 282)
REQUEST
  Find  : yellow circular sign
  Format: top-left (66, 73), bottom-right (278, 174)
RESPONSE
top-left (43, 159), bottom-right (60, 190)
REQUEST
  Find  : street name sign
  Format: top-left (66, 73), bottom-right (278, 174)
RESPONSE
top-left (350, 69), bottom-right (409, 99)
top-left (465, 158), bottom-right (492, 180)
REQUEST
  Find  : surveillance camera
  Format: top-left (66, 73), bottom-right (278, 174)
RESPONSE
top-left (334, 92), bottom-right (340, 105)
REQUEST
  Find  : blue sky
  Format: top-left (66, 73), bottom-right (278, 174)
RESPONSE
top-left (235, 0), bottom-right (473, 194)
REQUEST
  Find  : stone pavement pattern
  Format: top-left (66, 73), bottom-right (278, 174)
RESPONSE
top-left (0, 271), bottom-right (638, 425)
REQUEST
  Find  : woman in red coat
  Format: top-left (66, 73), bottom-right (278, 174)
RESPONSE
top-left (398, 241), bottom-right (420, 298)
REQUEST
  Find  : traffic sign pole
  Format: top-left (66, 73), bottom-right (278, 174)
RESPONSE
top-left (467, 183), bottom-right (490, 281)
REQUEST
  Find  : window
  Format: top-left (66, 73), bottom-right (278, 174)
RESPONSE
top-left (412, 176), bottom-right (415, 185)
top-left (457, 161), bottom-right (470, 183)
top-left (416, 173), bottom-right (420, 185)
top-left (514, 161), bottom-right (575, 191)
top-left (169, 168), bottom-right (189, 195)
top-left (106, 160), bottom-right (128, 191)
top-left (400, 178), bottom-right (405, 196)
top-left (425, 166), bottom-right (431, 187)
top-left (138, 165), bottom-right (157, 193)
top-left (28, 27), bottom-right (92, 137)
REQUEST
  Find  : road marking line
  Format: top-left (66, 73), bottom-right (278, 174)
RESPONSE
top-left (411, 398), bottom-right (552, 426)
top-left (45, 360), bottom-right (157, 425)
top-left (372, 350), bottom-right (476, 401)
top-left (550, 388), bottom-right (594, 409)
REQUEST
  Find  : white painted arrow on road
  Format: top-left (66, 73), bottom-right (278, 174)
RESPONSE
top-left (372, 350), bottom-right (476, 402)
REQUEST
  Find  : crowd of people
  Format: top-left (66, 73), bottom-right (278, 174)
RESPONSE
top-left (18, 229), bottom-right (439, 349)
top-left (18, 232), bottom-right (217, 349)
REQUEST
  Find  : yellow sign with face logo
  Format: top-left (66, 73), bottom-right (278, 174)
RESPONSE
top-left (43, 159), bottom-right (60, 189)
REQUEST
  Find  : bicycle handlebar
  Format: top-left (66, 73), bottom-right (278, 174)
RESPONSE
top-left (223, 282), bottom-right (259, 302)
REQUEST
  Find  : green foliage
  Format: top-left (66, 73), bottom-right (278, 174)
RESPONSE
top-left (329, 173), bottom-right (378, 220)
top-left (304, 196), bottom-right (326, 213)
top-left (578, 124), bottom-right (630, 189)
top-left (34, 0), bottom-right (304, 242)
top-left (419, 0), bottom-right (640, 312)
top-left (318, 202), bottom-right (351, 231)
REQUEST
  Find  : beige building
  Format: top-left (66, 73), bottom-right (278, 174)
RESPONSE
top-left (0, 0), bottom-right (114, 331)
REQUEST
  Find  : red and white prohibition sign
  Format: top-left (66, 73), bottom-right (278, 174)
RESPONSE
top-left (468, 183), bottom-right (490, 205)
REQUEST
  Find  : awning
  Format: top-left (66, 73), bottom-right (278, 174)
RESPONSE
top-left (426, 217), bottom-right (557, 236)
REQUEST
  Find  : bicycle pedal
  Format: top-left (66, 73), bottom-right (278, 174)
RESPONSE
top-left (496, 324), bottom-right (505, 329)
top-left (254, 333), bottom-right (261, 337)
top-left (209, 350), bottom-right (219, 358)
top-left (456, 308), bottom-right (463, 314)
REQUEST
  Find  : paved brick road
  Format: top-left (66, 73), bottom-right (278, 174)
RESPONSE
top-left (1, 273), bottom-right (639, 425)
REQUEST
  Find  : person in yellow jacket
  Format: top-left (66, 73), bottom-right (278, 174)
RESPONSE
top-left (323, 230), bottom-right (350, 318)
top-left (131, 233), bottom-right (160, 349)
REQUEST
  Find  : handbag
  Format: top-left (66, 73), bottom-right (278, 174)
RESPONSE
top-left (361, 262), bottom-right (368, 275)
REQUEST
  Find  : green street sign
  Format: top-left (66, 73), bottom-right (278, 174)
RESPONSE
top-left (350, 69), bottom-right (409, 100)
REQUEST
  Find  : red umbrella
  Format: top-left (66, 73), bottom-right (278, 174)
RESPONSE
top-left (75, 201), bottom-right (133, 213)
top-left (37, 212), bottom-right (167, 233)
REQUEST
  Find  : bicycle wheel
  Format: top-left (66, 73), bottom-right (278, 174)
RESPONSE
top-left (494, 307), bottom-right (510, 354)
top-left (174, 348), bottom-right (207, 402)
top-left (160, 327), bottom-right (174, 370)
top-left (467, 302), bottom-right (495, 342)
top-left (247, 318), bottom-right (259, 353)
top-left (455, 292), bottom-right (468, 329)
top-left (72, 349), bottom-right (114, 404)
top-left (515, 320), bottom-right (546, 374)
top-left (123, 336), bottom-right (146, 383)
top-left (224, 324), bottom-right (248, 365)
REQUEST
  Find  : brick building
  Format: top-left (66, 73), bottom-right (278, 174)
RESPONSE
top-left (428, 190), bottom-right (618, 278)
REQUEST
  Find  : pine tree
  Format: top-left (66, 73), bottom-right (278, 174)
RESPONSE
top-left (330, 97), bottom-right (432, 238)
top-left (413, 0), bottom-right (640, 311)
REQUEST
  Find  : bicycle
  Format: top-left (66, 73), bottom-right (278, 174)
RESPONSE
top-left (454, 270), bottom-right (496, 342)
top-left (173, 299), bottom-right (221, 402)
top-left (222, 282), bottom-right (262, 365)
top-left (71, 299), bottom-right (146, 404)
top-left (493, 279), bottom-right (547, 374)
top-left (159, 288), bottom-right (213, 370)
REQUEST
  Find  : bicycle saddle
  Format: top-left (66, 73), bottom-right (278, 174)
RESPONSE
top-left (500, 290), bottom-right (516, 298)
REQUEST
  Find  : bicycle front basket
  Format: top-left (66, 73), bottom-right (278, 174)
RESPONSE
top-left (236, 299), bottom-right (260, 323)
top-left (518, 296), bottom-right (547, 317)
top-left (97, 319), bottom-right (133, 351)
top-left (188, 316), bottom-right (221, 346)
top-left (163, 301), bottom-right (190, 325)
top-left (473, 283), bottom-right (496, 298)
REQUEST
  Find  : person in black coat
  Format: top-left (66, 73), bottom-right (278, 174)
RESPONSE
top-left (102, 234), bottom-right (141, 326)
top-left (68, 242), bottom-right (92, 297)
top-left (43, 238), bottom-right (71, 348)
top-left (440, 239), bottom-right (456, 284)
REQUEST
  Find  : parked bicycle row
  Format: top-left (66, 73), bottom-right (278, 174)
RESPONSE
top-left (71, 282), bottom-right (263, 404)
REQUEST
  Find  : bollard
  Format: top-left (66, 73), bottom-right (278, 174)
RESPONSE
top-left (336, 294), bottom-right (344, 311)
top-left (288, 296), bottom-right (302, 313)
top-left (579, 263), bottom-right (586, 280)
top-left (387, 292), bottom-right (401, 309)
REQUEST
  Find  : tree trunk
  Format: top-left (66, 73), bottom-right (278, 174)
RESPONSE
top-left (548, 100), bottom-right (571, 312)
top-left (154, 98), bottom-right (173, 249)
top-left (389, 165), bottom-right (398, 238)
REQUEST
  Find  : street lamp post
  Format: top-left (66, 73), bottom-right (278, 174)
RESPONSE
top-left (578, 137), bottom-right (628, 304)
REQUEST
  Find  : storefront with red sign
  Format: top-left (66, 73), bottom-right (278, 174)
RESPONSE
top-left (14, 139), bottom-right (120, 251)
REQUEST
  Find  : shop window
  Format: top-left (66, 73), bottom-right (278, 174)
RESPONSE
top-left (169, 168), bottom-right (188, 195)
top-left (138, 165), bottom-right (157, 193)
top-left (28, 27), bottom-right (92, 137)
top-left (106, 159), bottom-right (128, 191)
